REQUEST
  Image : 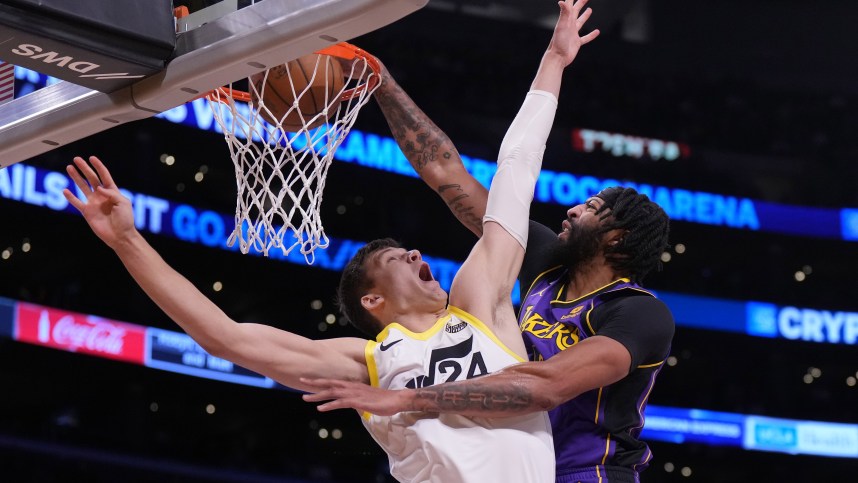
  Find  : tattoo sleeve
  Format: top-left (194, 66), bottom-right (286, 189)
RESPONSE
top-left (438, 184), bottom-right (484, 235)
top-left (375, 80), bottom-right (487, 236)
top-left (375, 84), bottom-right (456, 172)
top-left (411, 380), bottom-right (534, 414)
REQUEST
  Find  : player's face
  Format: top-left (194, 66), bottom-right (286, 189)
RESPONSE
top-left (550, 196), bottom-right (612, 271)
top-left (559, 196), bottom-right (608, 241)
top-left (368, 247), bottom-right (446, 309)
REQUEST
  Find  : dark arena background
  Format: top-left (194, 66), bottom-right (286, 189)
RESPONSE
top-left (1, 0), bottom-right (857, 481)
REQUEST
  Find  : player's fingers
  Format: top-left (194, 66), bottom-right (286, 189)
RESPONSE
top-left (577, 7), bottom-right (593, 27)
top-left (557, 0), bottom-right (571, 18)
top-left (302, 391), bottom-right (334, 402)
top-left (316, 400), bottom-right (351, 412)
top-left (62, 189), bottom-right (85, 212)
top-left (581, 29), bottom-right (600, 44)
top-left (89, 156), bottom-right (117, 188)
top-left (66, 162), bottom-right (92, 196)
top-left (572, 0), bottom-right (588, 15)
top-left (94, 186), bottom-right (125, 204)
top-left (73, 156), bottom-right (103, 191)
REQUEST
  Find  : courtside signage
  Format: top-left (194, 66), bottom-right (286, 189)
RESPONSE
top-left (0, 296), bottom-right (14, 339)
top-left (743, 416), bottom-right (858, 458)
top-left (8, 296), bottom-right (274, 387)
top-left (14, 302), bottom-right (146, 364)
top-left (660, 294), bottom-right (858, 346)
top-left (642, 406), bottom-right (744, 446)
top-left (10, 67), bottom-right (857, 241)
top-left (2, 297), bottom-right (856, 460)
top-left (746, 302), bottom-right (858, 345)
top-left (643, 406), bottom-right (858, 459)
top-left (2, 163), bottom-right (856, 344)
top-left (146, 327), bottom-right (275, 388)
top-left (0, 162), bottom-right (470, 290)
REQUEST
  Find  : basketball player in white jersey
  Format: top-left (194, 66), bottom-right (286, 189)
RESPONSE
top-left (63, 1), bottom-right (597, 480)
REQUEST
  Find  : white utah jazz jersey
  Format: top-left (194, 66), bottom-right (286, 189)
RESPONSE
top-left (362, 306), bottom-right (554, 483)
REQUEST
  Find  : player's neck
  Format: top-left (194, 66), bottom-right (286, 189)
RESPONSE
top-left (563, 262), bottom-right (622, 302)
top-left (393, 308), bottom-right (449, 334)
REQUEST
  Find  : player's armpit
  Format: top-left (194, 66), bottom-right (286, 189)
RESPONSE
top-left (449, 222), bottom-right (524, 323)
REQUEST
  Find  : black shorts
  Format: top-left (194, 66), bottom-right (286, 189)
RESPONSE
top-left (556, 466), bottom-right (639, 483)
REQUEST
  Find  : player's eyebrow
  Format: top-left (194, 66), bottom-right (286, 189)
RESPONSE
top-left (372, 247), bottom-right (402, 265)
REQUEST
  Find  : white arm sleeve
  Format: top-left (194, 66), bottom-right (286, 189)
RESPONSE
top-left (483, 90), bottom-right (558, 248)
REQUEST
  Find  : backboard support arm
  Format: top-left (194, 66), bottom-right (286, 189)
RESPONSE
top-left (0, 0), bottom-right (427, 168)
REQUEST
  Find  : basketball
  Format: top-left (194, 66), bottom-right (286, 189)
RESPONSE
top-left (251, 53), bottom-right (344, 131)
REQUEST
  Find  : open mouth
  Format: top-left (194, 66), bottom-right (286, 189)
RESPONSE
top-left (561, 219), bottom-right (572, 234)
top-left (418, 262), bottom-right (434, 282)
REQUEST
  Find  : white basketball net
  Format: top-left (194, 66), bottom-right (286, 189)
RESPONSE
top-left (207, 46), bottom-right (380, 264)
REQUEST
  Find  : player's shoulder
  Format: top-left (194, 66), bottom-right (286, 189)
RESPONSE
top-left (599, 290), bottom-right (674, 321)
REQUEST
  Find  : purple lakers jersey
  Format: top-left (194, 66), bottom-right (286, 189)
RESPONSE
top-left (520, 267), bottom-right (668, 480)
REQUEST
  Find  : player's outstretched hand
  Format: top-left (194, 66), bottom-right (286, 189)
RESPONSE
top-left (548, 0), bottom-right (600, 67)
top-left (63, 156), bottom-right (137, 249)
top-left (301, 377), bottom-right (410, 416)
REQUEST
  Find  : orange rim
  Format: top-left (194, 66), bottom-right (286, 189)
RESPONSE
top-left (207, 42), bottom-right (380, 104)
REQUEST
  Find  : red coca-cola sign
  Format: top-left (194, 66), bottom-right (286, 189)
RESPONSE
top-left (15, 302), bottom-right (146, 364)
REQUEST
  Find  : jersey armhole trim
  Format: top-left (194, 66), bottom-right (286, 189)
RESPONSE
top-left (522, 265), bottom-right (564, 300)
top-left (374, 315), bottom-right (453, 342)
top-left (448, 305), bottom-right (527, 363)
top-left (637, 360), bottom-right (665, 369)
top-left (362, 340), bottom-right (380, 421)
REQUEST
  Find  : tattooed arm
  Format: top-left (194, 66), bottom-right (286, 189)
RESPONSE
top-left (374, 65), bottom-right (488, 237)
top-left (303, 334), bottom-right (630, 418)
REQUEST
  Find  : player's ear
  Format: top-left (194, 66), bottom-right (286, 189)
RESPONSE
top-left (607, 229), bottom-right (628, 246)
top-left (361, 293), bottom-right (384, 312)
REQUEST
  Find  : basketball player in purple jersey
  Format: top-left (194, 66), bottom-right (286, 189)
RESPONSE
top-left (302, 1), bottom-right (675, 481)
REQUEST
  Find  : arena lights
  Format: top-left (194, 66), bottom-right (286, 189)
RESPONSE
top-left (1, 295), bottom-right (856, 459)
top-left (160, 154), bottom-right (176, 166)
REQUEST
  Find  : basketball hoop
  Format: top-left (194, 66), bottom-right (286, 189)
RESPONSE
top-left (206, 42), bottom-right (381, 264)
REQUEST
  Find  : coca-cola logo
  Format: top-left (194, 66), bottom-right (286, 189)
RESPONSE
top-left (15, 303), bottom-right (147, 364)
top-left (51, 315), bottom-right (127, 355)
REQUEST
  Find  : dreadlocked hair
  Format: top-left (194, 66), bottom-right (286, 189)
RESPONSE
top-left (336, 238), bottom-right (402, 337)
top-left (594, 187), bottom-right (670, 283)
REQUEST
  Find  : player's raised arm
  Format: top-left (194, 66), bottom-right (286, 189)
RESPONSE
top-left (374, 1), bottom-right (598, 241)
top-left (448, 0), bottom-right (599, 325)
top-left (373, 59), bottom-right (488, 237)
top-left (63, 156), bottom-right (368, 391)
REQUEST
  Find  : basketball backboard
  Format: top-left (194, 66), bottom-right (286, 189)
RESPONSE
top-left (0, 0), bottom-right (427, 168)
